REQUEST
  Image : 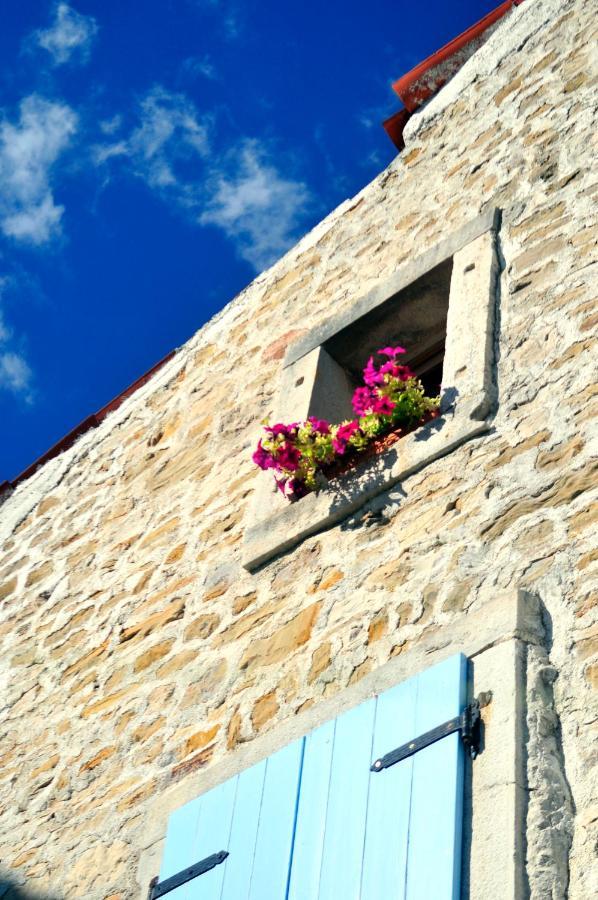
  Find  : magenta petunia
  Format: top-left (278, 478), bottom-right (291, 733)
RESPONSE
top-left (266, 422), bottom-right (298, 438)
top-left (277, 442), bottom-right (301, 471)
top-left (252, 440), bottom-right (275, 470)
top-left (308, 417), bottom-right (331, 435)
top-left (352, 386), bottom-right (374, 415)
top-left (378, 345), bottom-right (406, 357)
top-left (371, 395), bottom-right (396, 415)
top-left (379, 360), bottom-right (400, 378)
top-left (332, 420), bottom-right (360, 454)
top-left (363, 356), bottom-right (384, 387)
top-left (396, 365), bottom-right (415, 380)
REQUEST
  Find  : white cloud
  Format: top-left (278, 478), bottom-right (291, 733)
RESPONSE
top-left (181, 56), bottom-right (219, 81)
top-left (0, 351), bottom-right (33, 397)
top-left (200, 140), bottom-right (311, 270)
top-left (35, 3), bottom-right (98, 66)
top-left (99, 114), bottom-right (123, 135)
top-left (0, 94), bottom-right (77, 244)
top-left (128, 88), bottom-right (210, 188)
top-left (0, 308), bottom-right (9, 344)
top-left (0, 280), bottom-right (33, 401)
top-left (96, 87), bottom-right (210, 189)
top-left (97, 89), bottom-right (311, 271)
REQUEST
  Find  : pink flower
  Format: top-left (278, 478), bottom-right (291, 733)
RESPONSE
top-left (363, 356), bottom-right (384, 387)
top-left (332, 420), bottom-right (360, 455)
top-left (277, 442), bottom-right (301, 471)
top-left (266, 422), bottom-right (297, 438)
top-left (380, 361), bottom-right (415, 381)
top-left (352, 386), bottom-right (374, 415)
top-left (378, 345), bottom-right (406, 357)
top-left (308, 417), bottom-right (331, 435)
top-left (252, 440), bottom-right (275, 470)
top-left (371, 395), bottom-right (396, 415)
top-left (380, 360), bottom-right (400, 378)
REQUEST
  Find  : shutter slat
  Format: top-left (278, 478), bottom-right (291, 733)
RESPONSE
top-left (159, 795), bottom-right (203, 899)
top-left (248, 738), bottom-right (304, 899)
top-left (188, 776), bottom-right (237, 899)
top-left (219, 759), bottom-right (267, 900)
top-left (406, 653), bottom-right (467, 900)
top-left (317, 698), bottom-right (377, 900)
top-left (360, 675), bottom-right (419, 899)
top-left (287, 719), bottom-right (335, 900)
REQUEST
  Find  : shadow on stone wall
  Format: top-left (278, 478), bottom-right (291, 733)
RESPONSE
top-left (0, 873), bottom-right (61, 900)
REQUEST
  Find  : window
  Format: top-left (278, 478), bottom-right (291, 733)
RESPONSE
top-left (243, 208), bottom-right (500, 570)
top-left (150, 654), bottom-right (467, 899)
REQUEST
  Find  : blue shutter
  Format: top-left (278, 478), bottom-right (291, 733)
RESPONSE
top-left (156, 653), bottom-right (467, 899)
top-left (157, 738), bottom-right (304, 899)
top-left (287, 652), bottom-right (467, 900)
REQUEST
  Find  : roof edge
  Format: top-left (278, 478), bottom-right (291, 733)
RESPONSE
top-left (1, 349), bottom-right (176, 498)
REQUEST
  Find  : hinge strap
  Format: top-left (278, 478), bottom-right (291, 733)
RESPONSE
top-left (371, 699), bottom-right (481, 772)
top-left (148, 850), bottom-right (229, 900)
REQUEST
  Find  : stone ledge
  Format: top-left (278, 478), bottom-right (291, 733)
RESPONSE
top-left (242, 413), bottom-right (490, 571)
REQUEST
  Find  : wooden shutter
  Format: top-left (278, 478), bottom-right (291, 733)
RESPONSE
top-left (287, 652), bottom-right (467, 899)
top-left (157, 738), bottom-right (304, 899)
top-left (156, 653), bottom-right (467, 899)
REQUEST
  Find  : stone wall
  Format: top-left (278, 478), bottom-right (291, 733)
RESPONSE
top-left (0, 0), bottom-right (596, 897)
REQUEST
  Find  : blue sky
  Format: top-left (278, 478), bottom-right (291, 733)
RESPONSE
top-left (0, 0), bottom-right (500, 482)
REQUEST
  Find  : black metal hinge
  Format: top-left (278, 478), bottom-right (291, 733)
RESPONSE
top-left (148, 850), bottom-right (229, 900)
top-left (371, 697), bottom-right (484, 773)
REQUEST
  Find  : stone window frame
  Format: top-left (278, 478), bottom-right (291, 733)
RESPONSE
top-left (137, 589), bottom-right (535, 900)
top-left (243, 208), bottom-right (501, 572)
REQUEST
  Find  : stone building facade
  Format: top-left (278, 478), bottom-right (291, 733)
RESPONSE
top-left (0, 0), bottom-right (596, 897)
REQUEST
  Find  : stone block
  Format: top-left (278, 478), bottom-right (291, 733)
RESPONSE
top-left (240, 602), bottom-right (321, 671)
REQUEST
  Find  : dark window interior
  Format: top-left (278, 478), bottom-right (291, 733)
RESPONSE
top-left (322, 257), bottom-right (452, 399)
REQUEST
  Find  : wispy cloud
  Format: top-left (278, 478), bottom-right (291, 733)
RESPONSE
top-left (34, 2), bottom-right (98, 66)
top-left (0, 95), bottom-right (77, 244)
top-left (94, 87), bottom-right (210, 187)
top-left (181, 56), bottom-right (219, 81)
top-left (0, 280), bottom-right (33, 401)
top-left (0, 351), bottom-right (33, 397)
top-left (200, 140), bottom-right (311, 270)
top-left (190, 0), bottom-right (243, 41)
top-left (96, 88), bottom-right (311, 271)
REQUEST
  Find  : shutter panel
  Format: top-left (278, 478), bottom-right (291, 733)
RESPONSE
top-left (404, 653), bottom-right (467, 900)
top-left (157, 653), bottom-right (467, 899)
top-left (287, 652), bottom-right (468, 900)
top-left (157, 737), bottom-right (304, 899)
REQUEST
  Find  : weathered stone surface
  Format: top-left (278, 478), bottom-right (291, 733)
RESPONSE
top-left (80, 747), bottom-right (117, 772)
top-left (183, 613), bottom-right (220, 642)
top-left (177, 725), bottom-right (220, 761)
top-left (0, 576), bottom-right (17, 600)
top-left (308, 642), bottom-right (332, 683)
top-left (251, 691), bottom-right (279, 731)
top-left (133, 639), bottom-right (174, 673)
top-left (119, 599), bottom-right (185, 643)
top-left (481, 459), bottom-right (597, 541)
top-left (240, 602), bottom-right (321, 671)
top-left (368, 610), bottom-right (389, 643)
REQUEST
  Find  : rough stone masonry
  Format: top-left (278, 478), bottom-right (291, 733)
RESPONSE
top-left (0, 0), bottom-right (596, 897)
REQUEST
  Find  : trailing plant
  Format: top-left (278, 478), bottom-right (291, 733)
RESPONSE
top-left (252, 345), bottom-right (440, 501)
